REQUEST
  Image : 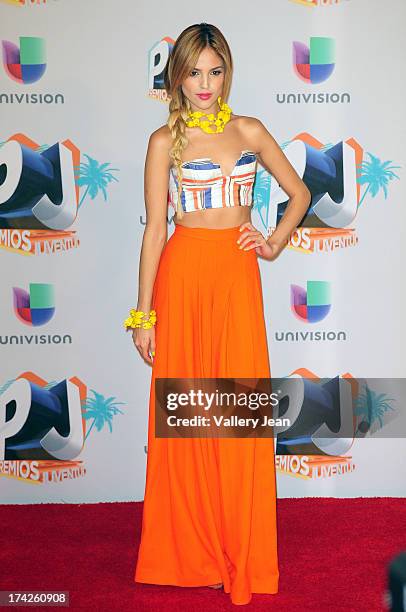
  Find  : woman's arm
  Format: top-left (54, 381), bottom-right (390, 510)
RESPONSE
top-left (132, 128), bottom-right (170, 364)
top-left (248, 118), bottom-right (311, 247)
top-left (136, 127), bottom-right (170, 314)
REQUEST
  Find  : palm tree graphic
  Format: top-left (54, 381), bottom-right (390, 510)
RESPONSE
top-left (82, 389), bottom-right (125, 441)
top-left (253, 169), bottom-right (271, 230)
top-left (251, 140), bottom-right (401, 227)
top-left (354, 382), bottom-right (395, 434)
top-left (75, 154), bottom-right (119, 210)
top-left (357, 152), bottom-right (400, 207)
top-left (1, 142), bottom-right (119, 210)
top-left (0, 381), bottom-right (125, 443)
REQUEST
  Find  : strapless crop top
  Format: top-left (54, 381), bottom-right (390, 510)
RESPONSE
top-left (168, 149), bottom-right (257, 213)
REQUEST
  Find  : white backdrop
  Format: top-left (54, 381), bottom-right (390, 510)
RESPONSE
top-left (0, 0), bottom-right (405, 503)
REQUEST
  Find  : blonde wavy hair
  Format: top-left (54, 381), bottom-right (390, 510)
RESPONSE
top-left (163, 23), bottom-right (233, 219)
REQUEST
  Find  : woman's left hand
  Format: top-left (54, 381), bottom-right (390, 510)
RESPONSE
top-left (237, 222), bottom-right (286, 261)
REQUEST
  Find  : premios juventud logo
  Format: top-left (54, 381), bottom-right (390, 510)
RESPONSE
top-left (251, 134), bottom-right (401, 254)
top-left (0, 134), bottom-right (119, 256)
top-left (0, 0), bottom-right (60, 6)
top-left (289, 0), bottom-right (351, 6)
top-left (0, 371), bottom-right (125, 484)
top-left (147, 35), bottom-right (175, 101)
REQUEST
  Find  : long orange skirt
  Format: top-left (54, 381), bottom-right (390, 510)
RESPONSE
top-left (134, 223), bottom-right (279, 605)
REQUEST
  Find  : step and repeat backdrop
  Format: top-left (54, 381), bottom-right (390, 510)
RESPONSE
top-left (1, 0), bottom-right (405, 503)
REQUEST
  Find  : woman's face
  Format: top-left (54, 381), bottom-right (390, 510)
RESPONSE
top-left (181, 46), bottom-right (225, 114)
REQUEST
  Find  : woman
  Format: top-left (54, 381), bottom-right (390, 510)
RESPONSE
top-left (125, 23), bottom-right (311, 606)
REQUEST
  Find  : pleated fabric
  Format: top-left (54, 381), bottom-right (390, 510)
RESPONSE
top-left (134, 223), bottom-right (279, 605)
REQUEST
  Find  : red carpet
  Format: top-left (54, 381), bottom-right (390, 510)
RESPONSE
top-left (1, 498), bottom-right (404, 610)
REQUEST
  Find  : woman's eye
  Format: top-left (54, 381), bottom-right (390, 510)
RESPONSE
top-left (189, 70), bottom-right (223, 77)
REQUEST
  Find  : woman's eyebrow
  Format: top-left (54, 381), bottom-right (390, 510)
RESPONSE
top-left (193, 64), bottom-right (225, 70)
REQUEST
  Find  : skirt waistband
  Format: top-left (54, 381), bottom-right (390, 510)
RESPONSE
top-left (173, 223), bottom-right (242, 241)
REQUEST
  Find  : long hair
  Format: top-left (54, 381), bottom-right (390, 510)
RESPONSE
top-left (163, 23), bottom-right (233, 219)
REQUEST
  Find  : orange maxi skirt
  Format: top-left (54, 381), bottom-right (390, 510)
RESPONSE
top-left (134, 223), bottom-right (279, 606)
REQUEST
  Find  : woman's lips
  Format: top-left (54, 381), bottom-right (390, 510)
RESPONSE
top-left (196, 93), bottom-right (212, 100)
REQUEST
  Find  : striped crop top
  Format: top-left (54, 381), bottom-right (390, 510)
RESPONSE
top-left (168, 149), bottom-right (257, 213)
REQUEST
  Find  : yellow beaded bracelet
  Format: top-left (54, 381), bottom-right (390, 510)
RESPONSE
top-left (124, 309), bottom-right (157, 330)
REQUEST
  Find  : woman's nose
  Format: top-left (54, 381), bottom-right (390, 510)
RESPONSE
top-left (199, 74), bottom-right (209, 89)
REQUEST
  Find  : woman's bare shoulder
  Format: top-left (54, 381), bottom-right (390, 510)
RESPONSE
top-left (233, 114), bottom-right (265, 132)
top-left (149, 124), bottom-right (171, 143)
top-left (232, 114), bottom-right (271, 151)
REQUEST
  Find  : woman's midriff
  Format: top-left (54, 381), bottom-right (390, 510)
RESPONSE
top-left (174, 206), bottom-right (252, 229)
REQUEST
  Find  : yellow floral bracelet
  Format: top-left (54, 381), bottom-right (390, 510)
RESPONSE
top-left (124, 308), bottom-right (157, 330)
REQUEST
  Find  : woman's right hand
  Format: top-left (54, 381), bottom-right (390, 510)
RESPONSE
top-left (130, 326), bottom-right (156, 366)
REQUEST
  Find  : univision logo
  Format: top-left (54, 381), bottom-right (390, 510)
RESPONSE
top-left (293, 37), bottom-right (335, 84)
top-left (1, 36), bottom-right (64, 104)
top-left (277, 37), bottom-right (348, 104)
top-left (273, 280), bottom-right (347, 342)
top-left (0, 282), bottom-right (72, 345)
top-left (2, 36), bottom-right (46, 84)
top-left (13, 283), bottom-right (55, 325)
top-left (291, 280), bottom-right (331, 323)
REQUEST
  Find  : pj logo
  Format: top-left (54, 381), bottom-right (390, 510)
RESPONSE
top-left (0, 372), bottom-right (125, 484)
top-left (0, 137), bottom-right (77, 230)
top-left (147, 36), bottom-right (175, 100)
top-left (0, 1), bottom-right (58, 6)
top-left (0, 374), bottom-right (86, 462)
top-left (0, 134), bottom-right (119, 255)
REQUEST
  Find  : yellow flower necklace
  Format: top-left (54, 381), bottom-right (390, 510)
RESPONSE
top-left (186, 96), bottom-right (232, 134)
